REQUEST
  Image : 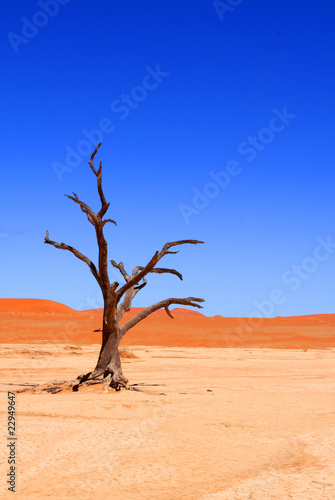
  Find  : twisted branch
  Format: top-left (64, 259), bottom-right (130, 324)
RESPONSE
top-left (100, 219), bottom-right (117, 229)
top-left (120, 296), bottom-right (204, 337)
top-left (65, 193), bottom-right (97, 225)
top-left (44, 231), bottom-right (100, 284)
top-left (111, 260), bottom-right (131, 282)
top-left (116, 271), bottom-right (147, 323)
top-left (116, 240), bottom-right (203, 301)
top-left (136, 266), bottom-right (183, 280)
top-left (88, 142), bottom-right (110, 218)
top-left (64, 143), bottom-right (115, 229)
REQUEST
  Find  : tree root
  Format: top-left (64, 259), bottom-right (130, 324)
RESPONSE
top-left (17, 370), bottom-right (130, 394)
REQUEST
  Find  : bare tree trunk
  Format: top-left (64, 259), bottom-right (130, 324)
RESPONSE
top-left (87, 297), bottom-right (128, 387)
top-left (95, 305), bottom-right (118, 371)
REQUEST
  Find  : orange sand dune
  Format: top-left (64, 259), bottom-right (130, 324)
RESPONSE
top-left (0, 299), bottom-right (334, 349)
top-left (0, 298), bottom-right (77, 314)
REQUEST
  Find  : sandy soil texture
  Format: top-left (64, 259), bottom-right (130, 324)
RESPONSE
top-left (1, 345), bottom-right (335, 499)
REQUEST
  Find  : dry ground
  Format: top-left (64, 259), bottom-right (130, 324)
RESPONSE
top-left (1, 345), bottom-right (335, 499)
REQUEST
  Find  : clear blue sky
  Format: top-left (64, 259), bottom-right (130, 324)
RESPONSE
top-left (1, 0), bottom-right (335, 318)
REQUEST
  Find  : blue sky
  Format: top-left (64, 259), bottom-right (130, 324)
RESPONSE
top-left (1, 0), bottom-right (335, 318)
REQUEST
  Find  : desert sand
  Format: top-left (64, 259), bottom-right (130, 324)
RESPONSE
top-left (1, 300), bottom-right (335, 499)
top-left (1, 298), bottom-right (335, 349)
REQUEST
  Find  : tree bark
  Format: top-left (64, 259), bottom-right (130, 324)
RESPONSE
top-left (85, 291), bottom-right (129, 386)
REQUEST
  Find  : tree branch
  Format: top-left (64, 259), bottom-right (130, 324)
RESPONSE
top-left (44, 231), bottom-right (100, 284)
top-left (65, 193), bottom-right (97, 226)
top-left (165, 304), bottom-right (174, 319)
top-left (100, 219), bottom-right (117, 229)
top-left (120, 296), bottom-right (204, 337)
top-left (63, 143), bottom-right (115, 235)
top-left (134, 279), bottom-right (147, 291)
top-left (111, 260), bottom-right (131, 282)
top-left (136, 266), bottom-right (183, 280)
top-left (116, 275), bottom-right (147, 323)
top-left (116, 240), bottom-right (203, 301)
top-left (88, 142), bottom-right (110, 219)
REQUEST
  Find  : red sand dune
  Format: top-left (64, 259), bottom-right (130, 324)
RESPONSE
top-left (0, 298), bottom-right (76, 314)
top-left (0, 299), bottom-right (334, 349)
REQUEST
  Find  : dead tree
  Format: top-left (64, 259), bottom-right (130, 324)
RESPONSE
top-left (44, 143), bottom-right (204, 391)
